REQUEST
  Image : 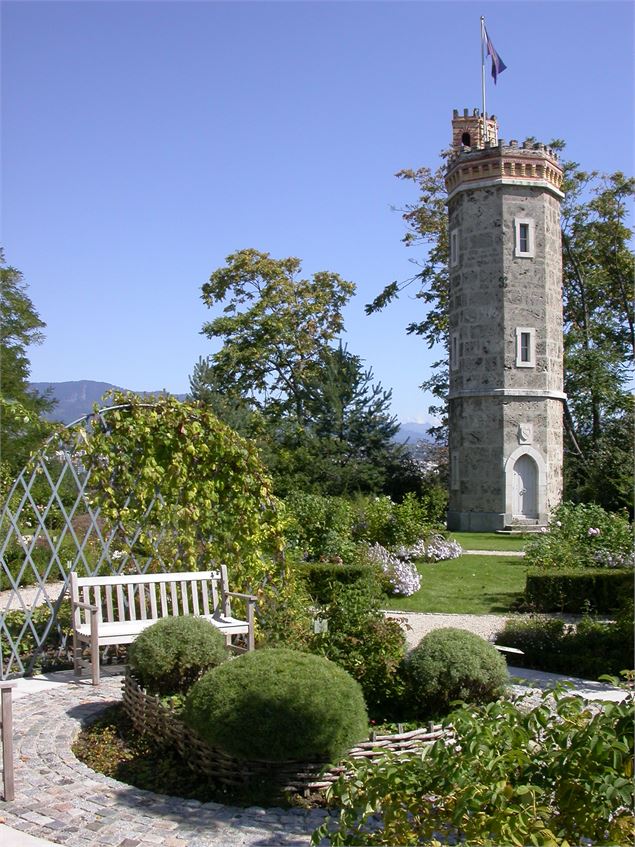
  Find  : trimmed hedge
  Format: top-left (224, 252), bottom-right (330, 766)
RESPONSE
top-left (295, 560), bottom-right (381, 604)
top-left (525, 568), bottom-right (633, 613)
top-left (128, 616), bottom-right (228, 695)
top-left (496, 613), bottom-right (634, 680)
top-left (406, 628), bottom-right (508, 718)
top-left (183, 648), bottom-right (368, 763)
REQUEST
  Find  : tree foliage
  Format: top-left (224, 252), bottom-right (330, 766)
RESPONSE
top-left (82, 391), bottom-right (284, 594)
top-left (199, 248), bottom-right (355, 425)
top-left (368, 151), bottom-right (634, 505)
top-left (559, 167), bottom-right (634, 510)
top-left (194, 250), bottom-right (405, 496)
top-left (313, 689), bottom-right (635, 847)
top-left (0, 252), bottom-right (56, 485)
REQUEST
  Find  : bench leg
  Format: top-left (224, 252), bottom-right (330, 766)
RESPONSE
top-left (72, 630), bottom-right (82, 678)
top-left (90, 641), bottom-right (100, 686)
top-left (89, 608), bottom-right (100, 686)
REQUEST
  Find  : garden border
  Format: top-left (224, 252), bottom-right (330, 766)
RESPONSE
top-left (121, 672), bottom-right (447, 794)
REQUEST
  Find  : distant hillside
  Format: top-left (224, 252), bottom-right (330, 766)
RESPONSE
top-left (29, 380), bottom-right (436, 440)
top-left (394, 421), bottom-right (434, 445)
top-left (29, 380), bottom-right (187, 425)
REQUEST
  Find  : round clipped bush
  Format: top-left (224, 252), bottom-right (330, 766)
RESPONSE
top-left (128, 616), bottom-right (228, 695)
top-left (183, 648), bottom-right (368, 763)
top-left (406, 627), bottom-right (508, 717)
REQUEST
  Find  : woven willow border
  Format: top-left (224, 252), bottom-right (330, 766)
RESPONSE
top-left (121, 672), bottom-right (447, 794)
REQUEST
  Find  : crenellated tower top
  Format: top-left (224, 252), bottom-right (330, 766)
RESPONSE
top-left (446, 108), bottom-right (564, 202)
top-left (451, 107), bottom-right (498, 151)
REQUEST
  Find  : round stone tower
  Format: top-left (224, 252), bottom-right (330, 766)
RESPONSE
top-left (445, 108), bottom-right (565, 532)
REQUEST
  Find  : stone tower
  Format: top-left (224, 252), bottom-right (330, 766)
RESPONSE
top-left (445, 108), bottom-right (565, 532)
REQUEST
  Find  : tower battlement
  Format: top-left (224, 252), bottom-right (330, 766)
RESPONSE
top-left (446, 126), bottom-right (563, 200)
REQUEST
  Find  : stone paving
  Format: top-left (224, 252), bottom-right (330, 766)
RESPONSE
top-left (2, 673), bottom-right (331, 846)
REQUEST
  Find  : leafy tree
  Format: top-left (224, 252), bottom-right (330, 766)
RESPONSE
top-left (195, 251), bottom-right (408, 497)
top-left (82, 391), bottom-right (284, 594)
top-left (367, 151), bottom-right (634, 508)
top-left (365, 161), bottom-right (450, 441)
top-left (199, 248), bottom-right (356, 426)
top-left (559, 168), bottom-right (634, 511)
top-left (300, 344), bottom-right (402, 495)
top-left (0, 252), bottom-right (56, 486)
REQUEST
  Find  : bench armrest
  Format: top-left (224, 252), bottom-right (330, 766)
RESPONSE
top-left (72, 600), bottom-right (98, 612)
top-left (225, 591), bottom-right (257, 603)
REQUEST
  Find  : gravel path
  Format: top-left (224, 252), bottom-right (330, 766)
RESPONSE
top-left (385, 610), bottom-right (512, 650)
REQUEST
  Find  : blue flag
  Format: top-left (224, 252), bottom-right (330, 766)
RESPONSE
top-left (484, 26), bottom-right (507, 83)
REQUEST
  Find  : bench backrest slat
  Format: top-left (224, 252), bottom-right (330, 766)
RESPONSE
top-left (169, 581), bottom-right (178, 616)
top-left (105, 585), bottom-right (114, 621)
top-left (70, 570), bottom-right (228, 625)
top-left (81, 586), bottom-right (90, 626)
top-left (116, 584), bottom-right (126, 620)
top-left (139, 585), bottom-right (147, 620)
top-left (190, 581), bottom-right (200, 616)
top-left (95, 586), bottom-right (103, 624)
top-left (160, 582), bottom-right (168, 616)
top-left (180, 580), bottom-right (189, 615)
top-left (127, 584), bottom-right (136, 621)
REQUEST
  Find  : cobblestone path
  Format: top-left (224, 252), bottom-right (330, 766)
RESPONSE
top-left (3, 674), bottom-right (330, 846)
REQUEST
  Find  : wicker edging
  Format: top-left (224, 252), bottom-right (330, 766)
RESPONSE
top-left (121, 671), bottom-right (447, 795)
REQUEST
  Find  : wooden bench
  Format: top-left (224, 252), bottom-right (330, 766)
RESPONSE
top-left (70, 567), bottom-right (256, 685)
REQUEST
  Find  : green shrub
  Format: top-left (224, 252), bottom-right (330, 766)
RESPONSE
top-left (283, 492), bottom-right (356, 563)
top-left (296, 560), bottom-right (382, 605)
top-left (406, 627), bottom-right (508, 718)
top-left (128, 616), bottom-right (228, 695)
top-left (525, 502), bottom-right (633, 571)
top-left (311, 582), bottom-right (407, 719)
top-left (497, 606), bottom-right (634, 679)
top-left (183, 648), bottom-right (368, 763)
top-left (525, 567), bottom-right (633, 613)
top-left (392, 493), bottom-right (435, 546)
top-left (351, 495), bottom-right (395, 546)
top-left (256, 568), bottom-right (315, 651)
top-left (313, 690), bottom-right (635, 847)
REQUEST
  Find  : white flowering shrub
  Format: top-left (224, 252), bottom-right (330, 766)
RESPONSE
top-left (365, 542), bottom-right (421, 596)
top-left (395, 534), bottom-right (462, 563)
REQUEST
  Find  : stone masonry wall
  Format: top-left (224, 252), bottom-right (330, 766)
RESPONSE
top-left (446, 142), bottom-right (564, 531)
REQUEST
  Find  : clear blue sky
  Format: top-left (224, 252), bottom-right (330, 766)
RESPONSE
top-left (2, 0), bottom-right (633, 423)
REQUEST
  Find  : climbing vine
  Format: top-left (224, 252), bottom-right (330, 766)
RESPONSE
top-left (82, 392), bottom-right (284, 593)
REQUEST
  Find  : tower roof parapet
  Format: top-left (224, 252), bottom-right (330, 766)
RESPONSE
top-left (447, 108), bottom-right (563, 200)
top-left (445, 136), bottom-right (564, 201)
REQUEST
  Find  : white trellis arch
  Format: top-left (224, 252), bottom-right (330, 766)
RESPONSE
top-left (0, 405), bottom-right (178, 680)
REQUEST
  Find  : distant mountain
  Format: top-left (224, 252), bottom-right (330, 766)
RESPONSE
top-left (29, 380), bottom-right (436, 440)
top-left (393, 421), bottom-right (434, 445)
top-left (29, 380), bottom-right (187, 425)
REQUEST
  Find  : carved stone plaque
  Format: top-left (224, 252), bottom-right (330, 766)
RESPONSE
top-left (517, 423), bottom-right (533, 444)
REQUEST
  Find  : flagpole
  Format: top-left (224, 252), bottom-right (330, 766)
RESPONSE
top-left (480, 16), bottom-right (487, 144)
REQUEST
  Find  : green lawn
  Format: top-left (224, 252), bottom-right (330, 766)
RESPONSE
top-left (448, 532), bottom-right (530, 552)
top-left (385, 554), bottom-right (527, 615)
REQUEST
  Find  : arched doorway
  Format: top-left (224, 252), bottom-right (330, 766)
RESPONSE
top-left (512, 453), bottom-right (538, 518)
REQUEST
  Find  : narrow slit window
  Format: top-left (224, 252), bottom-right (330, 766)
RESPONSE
top-left (514, 218), bottom-right (535, 257)
top-left (519, 223), bottom-right (530, 253)
top-left (451, 331), bottom-right (459, 370)
top-left (451, 453), bottom-right (459, 490)
top-left (450, 229), bottom-right (460, 267)
top-left (516, 327), bottom-right (536, 367)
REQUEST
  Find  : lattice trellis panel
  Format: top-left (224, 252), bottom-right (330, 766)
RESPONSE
top-left (0, 406), bottom-right (175, 679)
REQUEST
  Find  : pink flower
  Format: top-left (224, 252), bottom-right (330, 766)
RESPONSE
top-left (587, 527), bottom-right (600, 537)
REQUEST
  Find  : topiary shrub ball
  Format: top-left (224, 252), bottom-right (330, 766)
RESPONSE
top-left (406, 627), bottom-right (508, 717)
top-left (128, 616), bottom-right (228, 696)
top-left (183, 648), bottom-right (368, 763)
